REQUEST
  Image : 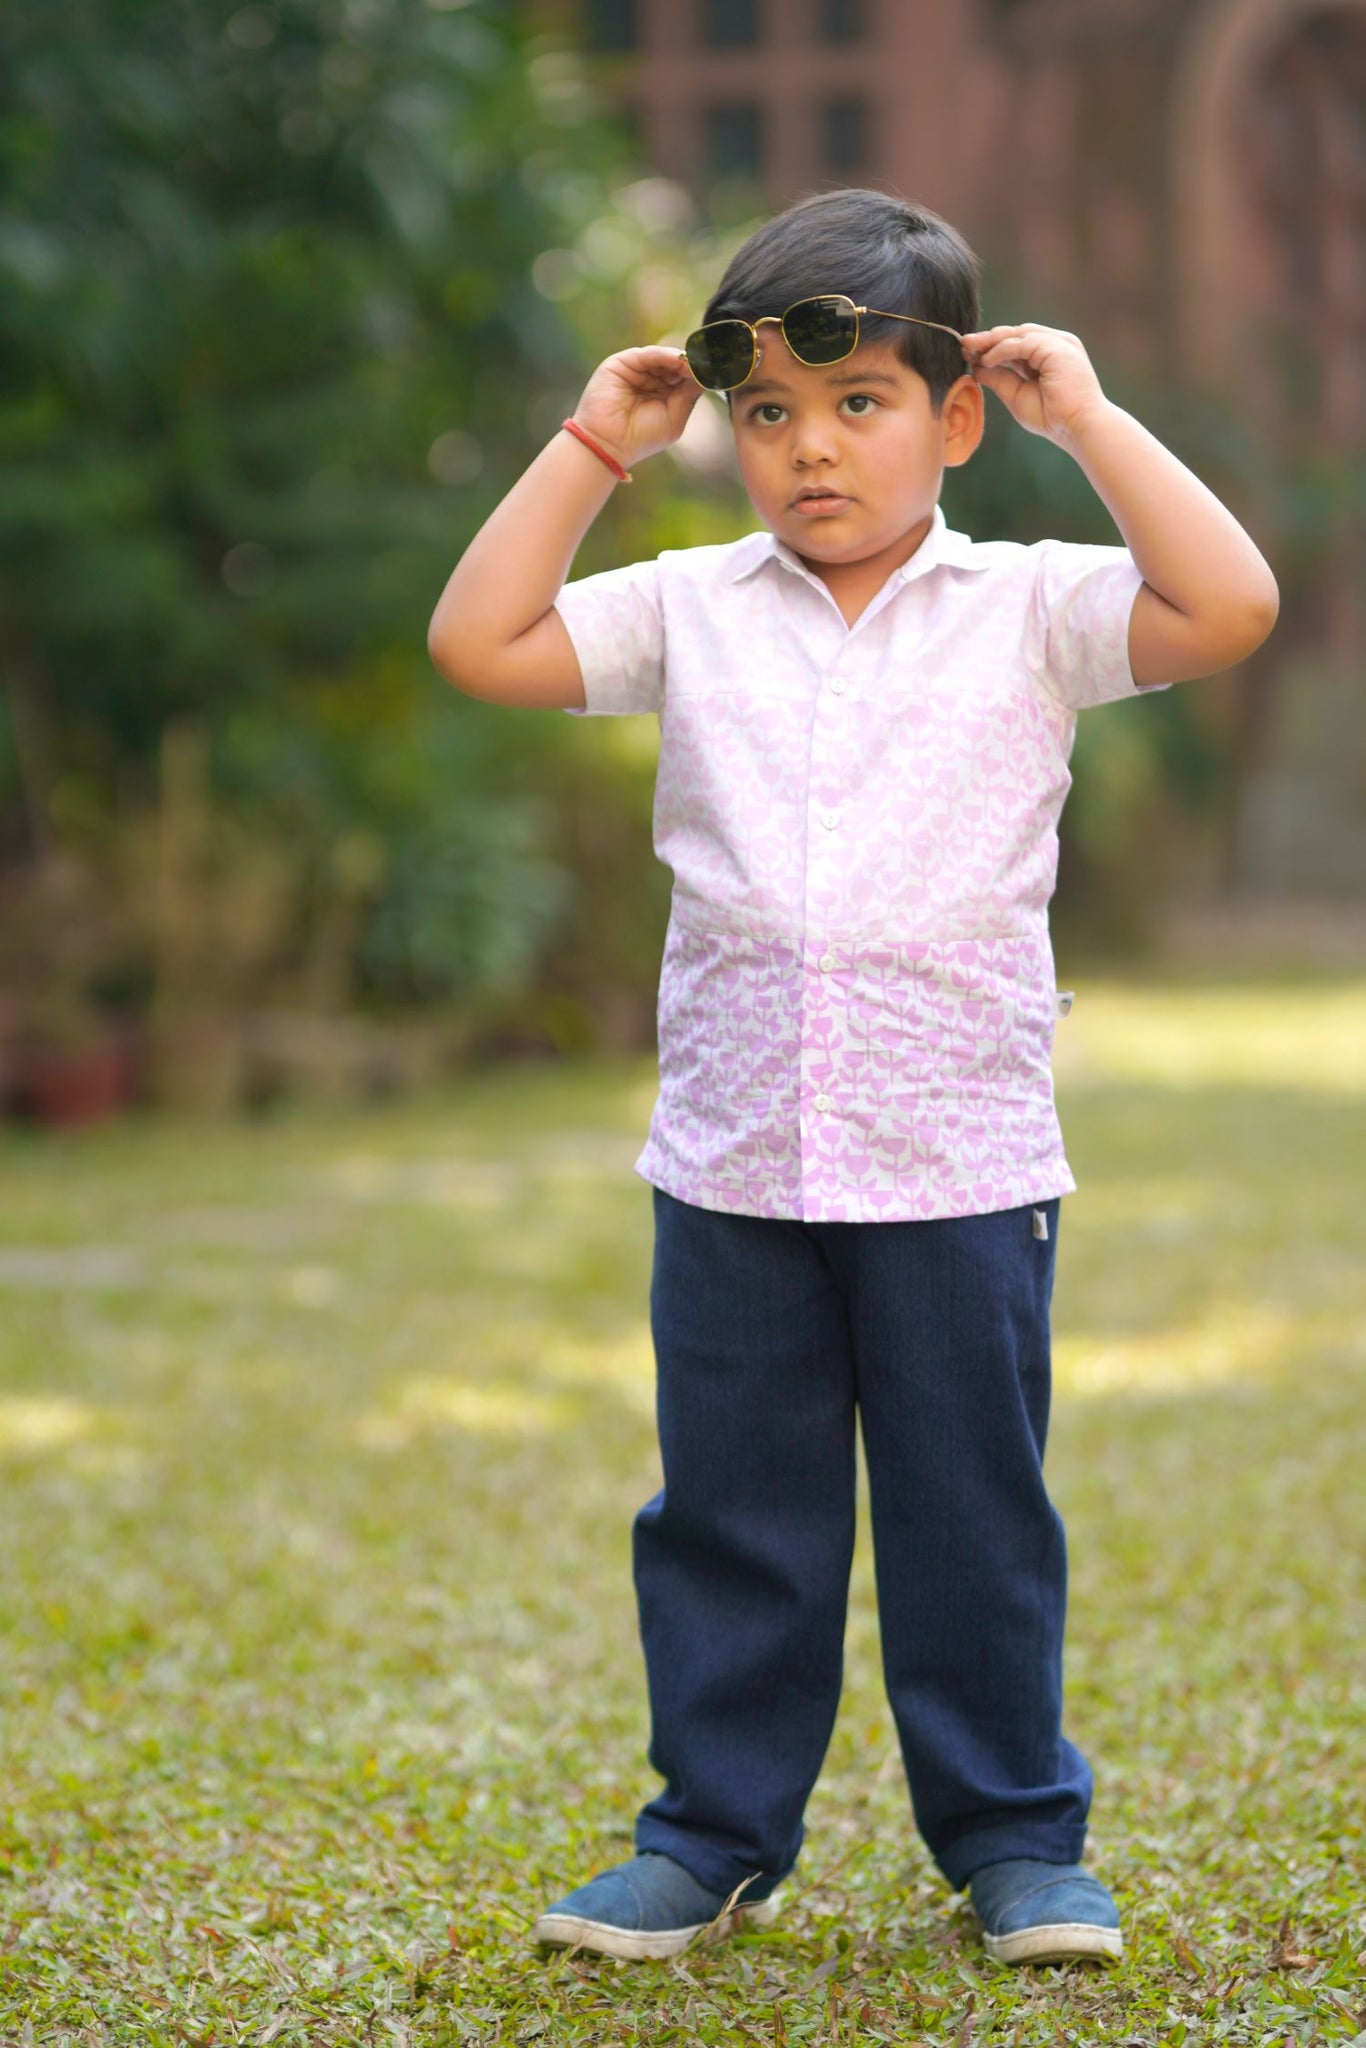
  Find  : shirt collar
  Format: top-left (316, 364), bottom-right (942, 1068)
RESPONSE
top-left (727, 502), bottom-right (988, 589)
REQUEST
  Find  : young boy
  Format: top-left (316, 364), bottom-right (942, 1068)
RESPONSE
top-left (427, 189), bottom-right (1278, 1967)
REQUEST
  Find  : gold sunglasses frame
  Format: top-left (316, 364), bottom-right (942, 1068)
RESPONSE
top-left (684, 293), bottom-right (970, 393)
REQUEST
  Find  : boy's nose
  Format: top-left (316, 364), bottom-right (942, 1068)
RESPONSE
top-left (792, 434), bottom-right (840, 468)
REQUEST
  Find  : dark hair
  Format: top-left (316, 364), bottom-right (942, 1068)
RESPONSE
top-left (703, 188), bottom-right (981, 415)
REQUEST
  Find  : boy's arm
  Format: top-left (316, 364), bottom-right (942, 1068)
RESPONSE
top-left (962, 324), bottom-right (1280, 690)
top-left (426, 344), bottom-right (701, 708)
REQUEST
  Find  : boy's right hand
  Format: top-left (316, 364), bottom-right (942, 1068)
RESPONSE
top-left (570, 345), bottom-right (705, 471)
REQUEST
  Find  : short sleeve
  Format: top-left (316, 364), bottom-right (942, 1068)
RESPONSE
top-left (554, 556), bottom-right (665, 717)
top-left (1025, 538), bottom-right (1152, 710)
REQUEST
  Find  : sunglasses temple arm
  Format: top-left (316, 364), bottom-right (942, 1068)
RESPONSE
top-left (874, 311), bottom-right (969, 346)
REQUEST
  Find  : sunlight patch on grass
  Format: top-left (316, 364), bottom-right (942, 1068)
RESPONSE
top-left (349, 1318), bottom-right (657, 1449)
top-left (284, 1263), bottom-right (342, 1308)
top-left (1065, 1175), bottom-right (1210, 1220)
top-left (66, 1442), bottom-right (149, 1478)
top-left (0, 1245), bottom-right (143, 1291)
top-left (1053, 980), bottom-right (1366, 1091)
top-left (350, 1376), bottom-right (578, 1449)
top-left (1055, 1299), bottom-right (1362, 1398)
top-left (321, 1130), bottom-right (644, 1216)
top-left (0, 1395), bottom-right (104, 1455)
top-left (326, 1152), bottom-right (526, 1210)
top-left (538, 1325), bottom-right (656, 1412)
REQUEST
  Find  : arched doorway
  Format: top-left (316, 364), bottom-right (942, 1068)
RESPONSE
top-left (1172, 0), bottom-right (1366, 895)
top-left (1174, 0), bottom-right (1366, 450)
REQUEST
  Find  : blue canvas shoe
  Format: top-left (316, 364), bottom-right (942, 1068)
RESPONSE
top-left (534, 1852), bottom-right (781, 1961)
top-left (969, 1858), bottom-right (1123, 1966)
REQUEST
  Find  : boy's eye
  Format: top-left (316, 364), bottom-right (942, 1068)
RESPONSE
top-left (744, 394), bottom-right (880, 424)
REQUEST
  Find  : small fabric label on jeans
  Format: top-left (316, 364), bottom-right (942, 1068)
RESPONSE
top-left (1032, 1208), bottom-right (1049, 1241)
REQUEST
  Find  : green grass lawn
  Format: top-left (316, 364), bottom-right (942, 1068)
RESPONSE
top-left (2, 979), bottom-right (1364, 2046)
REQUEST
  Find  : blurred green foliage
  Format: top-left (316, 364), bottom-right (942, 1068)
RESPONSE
top-left (3, 1), bottom-right (581, 733)
top-left (0, 0), bottom-right (716, 1050)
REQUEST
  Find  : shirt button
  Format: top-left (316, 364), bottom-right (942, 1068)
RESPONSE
top-left (819, 952), bottom-right (836, 973)
top-left (829, 676), bottom-right (846, 695)
top-left (821, 808), bottom-right (840, 830)
top-left (814, 1092), bottom-right (833, 1113)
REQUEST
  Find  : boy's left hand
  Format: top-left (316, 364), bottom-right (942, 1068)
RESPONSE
top-left (960, 324), bottom-right (1108, 445)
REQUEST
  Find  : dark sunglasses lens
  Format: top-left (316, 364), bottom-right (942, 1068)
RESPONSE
top-left (783, 296), bottom-right (858, 365)
top-left (685, 321), bottom-right (754, 390)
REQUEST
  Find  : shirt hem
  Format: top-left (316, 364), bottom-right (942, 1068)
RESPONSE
top-left (634, 1156), bottom-right (1078, 1224)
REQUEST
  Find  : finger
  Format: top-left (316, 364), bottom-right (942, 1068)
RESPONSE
top-left (619, 349), bottom-right (697, 390)
top-left (982, 330), bottom-right (1074, 368)
top-left (620, 342), bottom-right (693, 359)
top-left (973, 357), bottom-right (1025, 382)
top-left (620, 343), bottom-right (696, 373)
top-left (975, 339), bottom-right (1041, 375)
top-left (962, 331), bottom-right (1023, 372)
top-left (976, 331), bottom-right (1036, 355)
top-left (974, 365), bottom-right (1029, 402)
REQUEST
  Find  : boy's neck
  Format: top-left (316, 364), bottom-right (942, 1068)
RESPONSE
top-left (796, 508), bottom-right (937, 629)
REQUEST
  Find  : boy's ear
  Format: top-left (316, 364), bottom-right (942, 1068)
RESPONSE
top-left (942, 373), bottom-right (985, 468)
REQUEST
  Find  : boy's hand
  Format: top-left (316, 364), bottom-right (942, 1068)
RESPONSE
top-left (960, 324), bottom-right (1108, 446)
top-left (571, 344), bottom-right (704, 471)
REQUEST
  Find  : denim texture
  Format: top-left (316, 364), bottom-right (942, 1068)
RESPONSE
top-left (632, 1187), bottom-right (1091, 1897)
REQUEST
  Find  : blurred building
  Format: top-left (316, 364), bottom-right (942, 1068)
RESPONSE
top-left (538, 0), bottom-right (1366, 902)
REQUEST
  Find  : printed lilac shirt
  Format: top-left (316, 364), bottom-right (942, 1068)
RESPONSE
top-left (555, 503), bottom-right (1149, 1223)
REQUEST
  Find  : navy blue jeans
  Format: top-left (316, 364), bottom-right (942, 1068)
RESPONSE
top-left (632, 1187), bottom-right (1091, 1896)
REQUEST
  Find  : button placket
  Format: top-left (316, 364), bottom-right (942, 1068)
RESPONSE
top-left (802, 651), bottom-right (852, 1180)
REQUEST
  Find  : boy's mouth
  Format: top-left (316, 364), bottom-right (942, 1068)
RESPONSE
top-left (791, 486), bottom-right (852, 514)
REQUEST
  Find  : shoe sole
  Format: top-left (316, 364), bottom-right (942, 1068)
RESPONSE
top-left (983, 1921), bottom-right (1123, 1967)
top-left (534, 1893), bottom-right (781, 1962)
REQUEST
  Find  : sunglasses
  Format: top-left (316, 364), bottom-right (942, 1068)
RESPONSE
top-left (683, 293), bottom-right (969, 393)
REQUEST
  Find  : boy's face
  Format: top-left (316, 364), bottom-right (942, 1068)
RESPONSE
top-left (727, 338), bottom-right (983, 573)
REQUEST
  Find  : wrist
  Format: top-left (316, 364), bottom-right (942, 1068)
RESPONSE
top-left (1053, 394), bottom-right (1121, 458)
top-left (565, 414), bottom-right (632, 480)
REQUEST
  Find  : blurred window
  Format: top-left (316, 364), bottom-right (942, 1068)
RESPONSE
top-left (586, 0), bottom-right (638, 49)
top-left (822, 96), bottom-right (869, 175)
top-left (703, 102), bottom-right (764, 178)
top-left (701, 0), bottom-right (759, 49)
top-left (819, 0), bottom-right (865, 43)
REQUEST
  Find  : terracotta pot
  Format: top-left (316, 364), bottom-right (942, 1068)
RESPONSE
top-left (10, 1033), bottom-right (134, 1130)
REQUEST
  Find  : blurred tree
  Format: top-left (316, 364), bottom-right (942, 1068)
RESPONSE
top-left (0, 0), bottom-right (707, 1042)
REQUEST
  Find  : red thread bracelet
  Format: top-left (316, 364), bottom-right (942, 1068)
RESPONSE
top-left (561, 417), bottom-right (633, 484)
